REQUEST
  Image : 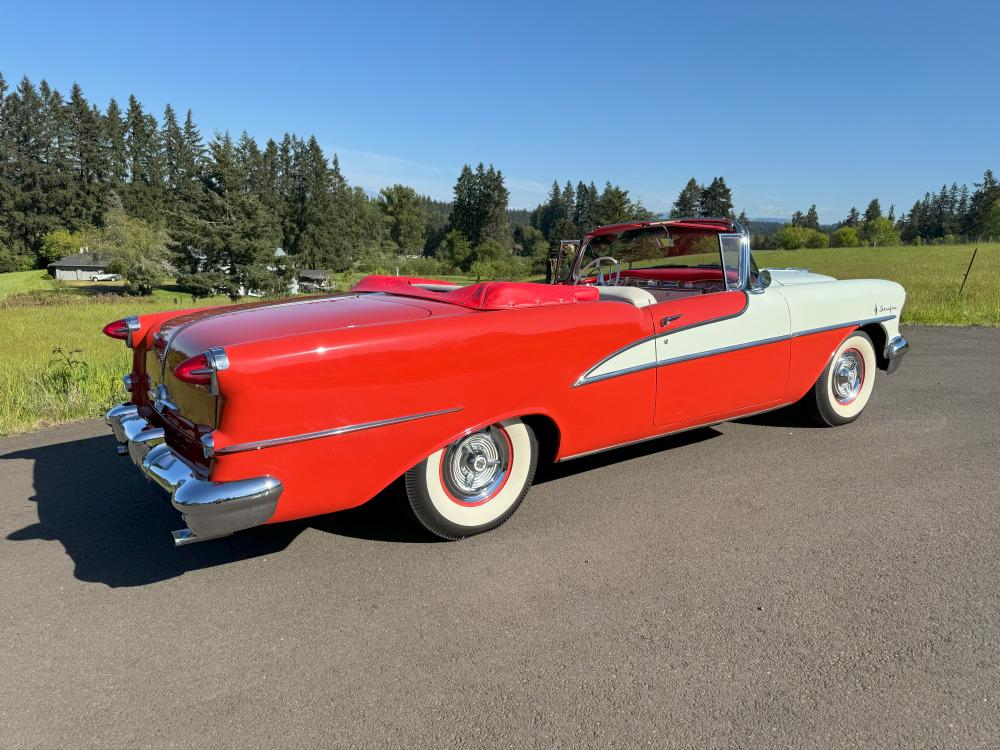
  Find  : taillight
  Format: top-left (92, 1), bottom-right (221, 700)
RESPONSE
top-left (102, 316), bottom-right (140, 346)
top-left (174, 353), bottom-right (213, 385)
top-left (103, 319), bottom-right (130, 340)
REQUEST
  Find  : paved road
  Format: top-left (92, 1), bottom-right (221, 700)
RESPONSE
top-left (1, 326), bottom-right (998, 748)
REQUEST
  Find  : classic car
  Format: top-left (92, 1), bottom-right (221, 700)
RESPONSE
top-left (104, 218), bottom-right (909, 545)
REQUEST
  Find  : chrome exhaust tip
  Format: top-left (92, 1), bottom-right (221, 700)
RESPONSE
top-left (171, 528), bottom-right (229, 547)
top-left (172, 528), bottom-right (199, 546)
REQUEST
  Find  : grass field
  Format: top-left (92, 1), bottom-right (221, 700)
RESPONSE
top-left (754, 243), bottom-right (999, 326)
top-left (0, 269), bottom-right (55, 298)
top-left (0, 243), bottom-right (997, 436)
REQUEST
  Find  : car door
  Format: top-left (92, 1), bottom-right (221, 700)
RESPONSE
top-left (648, 286), bottom-right (791, 427)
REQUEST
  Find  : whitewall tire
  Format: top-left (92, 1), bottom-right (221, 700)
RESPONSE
top-left (404, 419), bottom-right (538, 539)
top-left (806, 331), bottom-right (877, 426)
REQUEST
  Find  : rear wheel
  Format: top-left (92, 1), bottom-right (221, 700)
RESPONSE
top-left (404, 419), bottom-right (538, 540)
top-left (805, 331), bottom-right (877, 426)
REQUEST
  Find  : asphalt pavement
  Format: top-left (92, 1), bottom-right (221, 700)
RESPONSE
top-left (1, 325), bottom-right (998, 748)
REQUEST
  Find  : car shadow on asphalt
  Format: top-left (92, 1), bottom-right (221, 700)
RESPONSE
top-left (534, 426), bottom-right (721, 483)
top-left (733, 403), bottom-right (822, 429)
top-left (2, 434), bottom-right (435, 588)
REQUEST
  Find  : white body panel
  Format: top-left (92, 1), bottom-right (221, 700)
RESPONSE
top-left (578, 277), bottom-right (905, 386)
top-left (766, 269), bottom-right (836, 285)
top-left (654, 291), bottom-right (790, 366)
top-left (774, 279), bottom-right (905, 342)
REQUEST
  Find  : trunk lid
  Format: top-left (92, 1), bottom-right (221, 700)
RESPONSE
top-left (147, 294), bottom-right (444, 447)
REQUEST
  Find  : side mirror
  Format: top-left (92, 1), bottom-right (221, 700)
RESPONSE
top-left (749, 269), bottom-right (771, 294)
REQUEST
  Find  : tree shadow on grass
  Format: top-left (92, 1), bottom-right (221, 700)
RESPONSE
top-left (2, 434), bottom-right (435, 588)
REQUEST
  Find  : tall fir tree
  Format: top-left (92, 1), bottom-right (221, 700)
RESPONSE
top-left (122, 95), bottom-right (164, 222)
top-left (698, 177), bottom-right (734, 218)
top-left (863, 198), bottom-right (882, 223)
top-left (670, 178), bottom-right (702, 218)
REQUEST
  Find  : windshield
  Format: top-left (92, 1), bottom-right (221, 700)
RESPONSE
top-left (565, 225), bottom-right (746, 289)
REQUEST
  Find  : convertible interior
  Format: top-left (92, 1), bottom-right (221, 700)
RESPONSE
top-left (572, 224), bottom-right (743, 308)
top-left (351, 222), bottom-right (745, 311)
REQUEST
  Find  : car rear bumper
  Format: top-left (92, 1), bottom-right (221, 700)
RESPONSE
top-left (884, 335), bottom-right (909, 374)
top-left (105, 404), bottom-right (282, 546)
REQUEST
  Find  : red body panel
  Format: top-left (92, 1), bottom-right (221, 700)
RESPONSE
top-left (654, 340), bottom-right (790, 426)
top-left (646, 290), bottom-right (748, 332)
top-left (116, 282), bottom-right (865, 527)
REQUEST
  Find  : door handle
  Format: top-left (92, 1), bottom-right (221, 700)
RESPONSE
top-left (660, 314), bottom-right (684, 327)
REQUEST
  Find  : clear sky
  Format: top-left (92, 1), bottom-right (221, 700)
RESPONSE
top-left (3, 0), bottom-right (998, 221)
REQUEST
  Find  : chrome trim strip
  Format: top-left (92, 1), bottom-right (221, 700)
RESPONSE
top-left (574, 315), bottom-right (898, 387)
top-left (790, 315), bottom-right (895, 338)
top-left (215, 407), bottom-right (463, 455)
top-left (574, 361), bottom-right (659, 387)
top-left (573, 333), bottom-right (660, 387)
top-left (657, 334), bottom-right (790, 367)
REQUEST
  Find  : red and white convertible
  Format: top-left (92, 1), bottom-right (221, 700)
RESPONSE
top-left (104, 219), bottom-right (908, 544)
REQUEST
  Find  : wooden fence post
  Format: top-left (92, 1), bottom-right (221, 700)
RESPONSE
top-left (958, 247), bottom-right (979, 296)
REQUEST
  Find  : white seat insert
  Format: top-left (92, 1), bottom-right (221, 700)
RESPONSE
top-left (596, 286), bottom-right (657, 307)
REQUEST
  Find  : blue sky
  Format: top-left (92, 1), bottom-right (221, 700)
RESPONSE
top-left (3, 0), bottom-right (998, 221)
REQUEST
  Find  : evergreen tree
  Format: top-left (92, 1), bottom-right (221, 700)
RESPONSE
top-left (447, 163), bottom-right (510, 247)
top-left (536, 180), bottom-right (568, 240)
top-left (595, 182), bottom-right (633, 225)
top-left (178, 132), bottom-right (281, 291)
top-left (103, 98), bottom-right (128, 187)
top-left (560, 181), bottom-right (575, 227)
top-left (122, 95), bottom-right (163, 221)
top-left (65, 82), bottom-right (107, 228)
top-left (480, 164), bottom-right (511, 247)
top-left (572, 180), bottom-right (599, 231)
top-left (863, 198), bottom-right (882, 223)
top-left (803, 204), bottom-right (820, 230)
top-left (448, 165), bottom-right (479, 242)
top-left (698, 177), bottom-right (734, 218)
top-left (845, 207), bottom-right (860, 227)
top-left (969, 170), bottom-right (1000, 237)
top-left (670, 178), bottom-right (702, 218)
top-left (296, 138), bottom-right (342, 269)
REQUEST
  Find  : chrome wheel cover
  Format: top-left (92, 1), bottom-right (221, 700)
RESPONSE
top-left (442, 427), bottom-right (511, 504)
top-left (833, 348), bottom-right (865, 405)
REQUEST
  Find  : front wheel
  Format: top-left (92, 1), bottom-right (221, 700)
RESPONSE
top-left (404, 419), bottom-right (538, 540)
top-left (804, 331), bottom-right (877, 426)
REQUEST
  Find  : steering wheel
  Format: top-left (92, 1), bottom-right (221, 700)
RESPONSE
top-left (578, 255), bottom-right (622, 286)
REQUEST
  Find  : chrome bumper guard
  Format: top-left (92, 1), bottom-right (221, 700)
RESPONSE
top-left (105, 404), bottom-right (282, 546)
top-left (884, 335), bottom-right (909, 374)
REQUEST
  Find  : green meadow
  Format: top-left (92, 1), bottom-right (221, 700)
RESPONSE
top-left (754, 243), bottom-right (999, 326)
top-left (0, 243), bottom-right (997, 436)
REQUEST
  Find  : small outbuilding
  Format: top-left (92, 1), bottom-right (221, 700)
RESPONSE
top-left (47, 253), bottom-right (109, 281)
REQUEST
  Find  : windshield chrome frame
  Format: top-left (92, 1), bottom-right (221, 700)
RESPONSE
top-left (567, 218), bottom-right (753, 289)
